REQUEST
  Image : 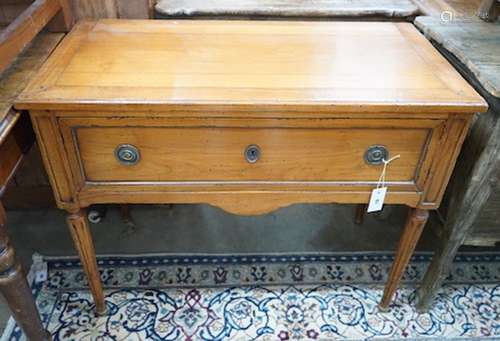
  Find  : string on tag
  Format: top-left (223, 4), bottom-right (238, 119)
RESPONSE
top-left (376, 154), bottom-right (401, 189)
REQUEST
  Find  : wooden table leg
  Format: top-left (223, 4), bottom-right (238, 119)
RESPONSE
top-left (477, 0), bottom-right (499, 22)
top-left (354, 204), bottom-right (366, 225)
top-left (0, 202), bottom-right (51, 341)
top-left (66, 209), bottom-right (106, 314)
top-left (379, 208), bottom-right (429, 310)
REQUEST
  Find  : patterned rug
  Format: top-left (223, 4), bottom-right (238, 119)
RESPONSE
top-left (2, 252), bottom-right (500, 341)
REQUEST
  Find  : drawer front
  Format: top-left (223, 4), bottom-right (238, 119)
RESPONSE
top-left (68, 123), bottom-right (430, 183)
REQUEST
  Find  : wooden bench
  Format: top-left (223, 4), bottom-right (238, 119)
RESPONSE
top-left (155, 0), bottom-right (419, 19)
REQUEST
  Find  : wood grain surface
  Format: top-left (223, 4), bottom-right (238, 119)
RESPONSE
top-left (73, 124), bottom-right (428, 182)
top-left (0, 0), bottom-right (66, 75)
top-left (16, 20), bottom-right (486, 113)
top-left (18, 19), bottom-right (488, 311)
top-left (0, 32), bottom-right (63, 127)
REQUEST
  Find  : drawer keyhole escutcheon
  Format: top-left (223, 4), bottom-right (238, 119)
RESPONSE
top-left (115, 144), bottom-right (140, 165)
top-left (365, 145), bottom-right (389, 165)
top-left (245, 144), bottom-right (261, 164)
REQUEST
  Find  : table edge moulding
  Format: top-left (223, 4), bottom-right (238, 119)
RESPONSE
top-left (15, 19), bottom-right (487, 314)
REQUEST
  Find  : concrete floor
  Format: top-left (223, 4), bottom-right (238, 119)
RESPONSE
top-left (0, 203), bottom-right (441, 332)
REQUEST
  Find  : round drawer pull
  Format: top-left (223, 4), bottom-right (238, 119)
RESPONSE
top-left (365, 145), bottom-right (388, 165)
top-left (115, 144), bottom-right (140, 165)
top-left (245, 144), bottom-right (261, 164)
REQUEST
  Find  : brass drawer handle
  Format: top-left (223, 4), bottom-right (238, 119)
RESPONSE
top-left (245, 144), bottom-right (261, 163)
top-left (115, 144), bottom-right (140, 165)
top-left (365, 145), bottom-right (388, 165)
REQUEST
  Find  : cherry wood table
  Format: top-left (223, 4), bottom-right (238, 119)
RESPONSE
top-left (16, 19), bottom-right (486, 314)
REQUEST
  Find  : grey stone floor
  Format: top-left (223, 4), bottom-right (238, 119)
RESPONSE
top-left (0, 203), bottom-right (441, 333)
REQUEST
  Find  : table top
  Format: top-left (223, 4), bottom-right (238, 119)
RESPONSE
top-left (16, 19), bottom-right (486, 114)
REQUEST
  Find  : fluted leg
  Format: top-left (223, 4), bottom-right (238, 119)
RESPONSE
top-left (66, 209), bottom-right (106, 314)
top-left (379, 208), bottom-right (429, 310)
top-left (0, 202), bottom-right (51, 341)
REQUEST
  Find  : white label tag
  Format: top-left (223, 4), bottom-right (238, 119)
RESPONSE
top-left (367, 187), bottom-right (387, 213)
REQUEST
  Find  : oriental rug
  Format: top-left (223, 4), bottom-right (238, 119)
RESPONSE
top-left (2, 252), bottom-right (499, 340)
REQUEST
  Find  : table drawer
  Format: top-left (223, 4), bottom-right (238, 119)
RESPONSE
top-left (65, 121), bottom-right (431, 183)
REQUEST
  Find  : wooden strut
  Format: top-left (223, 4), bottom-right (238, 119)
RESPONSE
top-left (0, 202), bottom-right (51, 341)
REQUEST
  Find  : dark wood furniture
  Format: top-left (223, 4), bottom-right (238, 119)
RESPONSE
top-left (0, 1), bottom-right (71, 339)
top-left (477, 0), bottom-right (499, 22)
top-left (16, 19), bottom-right (486, 314)
top-left (0, 111), bottom-right (50, 341)
top-left (0, 0), bottom-right (71, 75)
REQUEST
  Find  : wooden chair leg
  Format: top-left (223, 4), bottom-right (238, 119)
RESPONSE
top-left (379, 208), bottom-right (429, 310)
top-left (0, 203), bottom-right (51, 341)
top-left (67, 209), bottom-right (106, 314)
top-left (354, 204), bottom-right (366, 225)
top-left (477, 0), bottom-right (499, 22)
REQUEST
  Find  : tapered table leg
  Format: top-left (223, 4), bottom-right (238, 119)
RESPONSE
top-left (379, 208), bottom-right (429, 310)
top-left (0, 203), bottom-right (51, 341)
top-left (66, 209), bottom-right (106, 314)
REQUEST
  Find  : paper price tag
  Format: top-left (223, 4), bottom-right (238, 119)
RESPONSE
top-left (367, 187), bottom-right (387, 213)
